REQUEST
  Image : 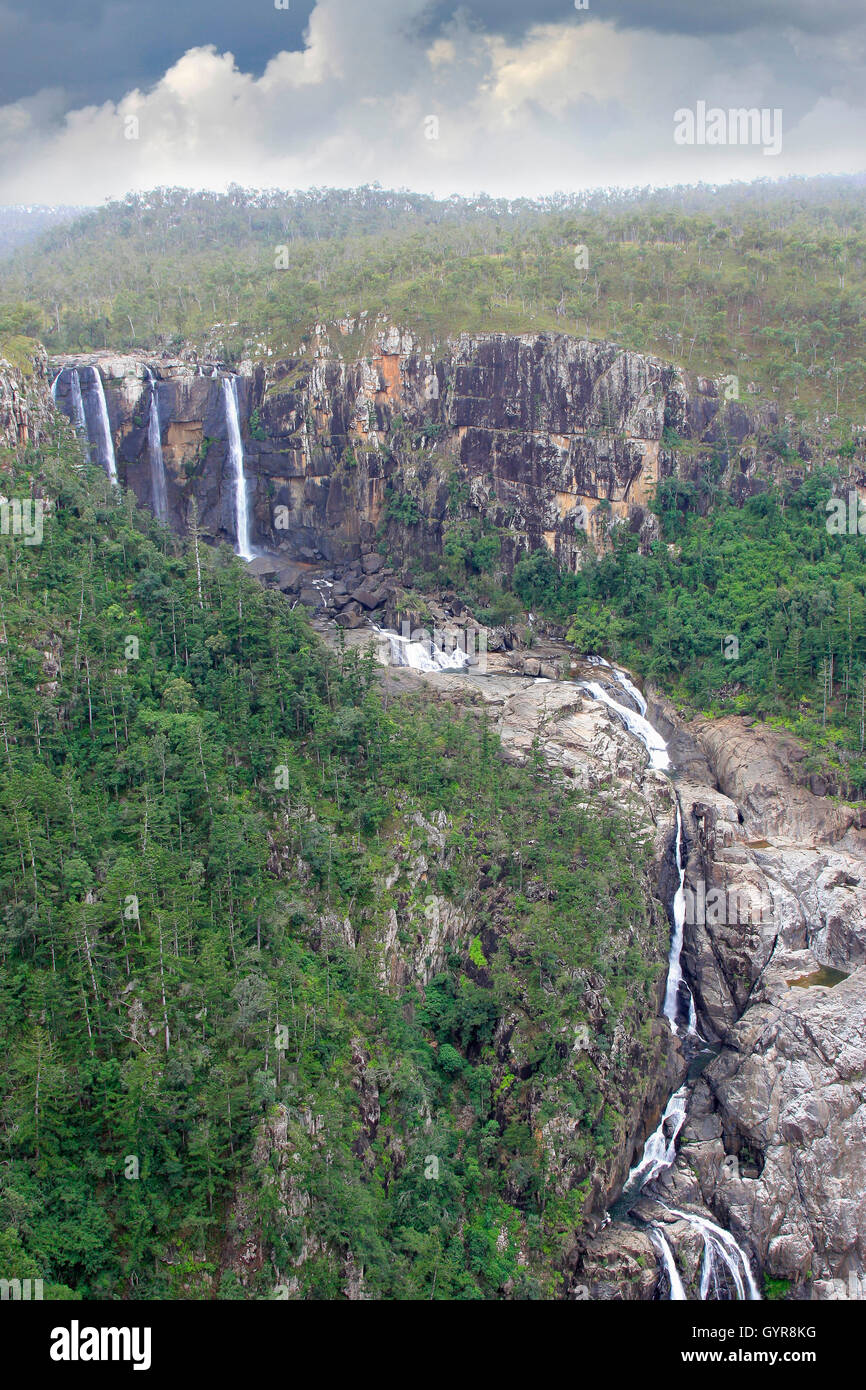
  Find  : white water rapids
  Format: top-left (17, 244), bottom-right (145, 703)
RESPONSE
top-left (580, 657), bottom-right (760, 1301)
top-left (373, 625), bottom-right (473, 672)
top-left (580, 678), bottom-right (670, 771)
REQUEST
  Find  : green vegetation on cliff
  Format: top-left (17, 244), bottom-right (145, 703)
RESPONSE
top-left (511, 470), bottom-right (866, 797)
top-left (0, 426), bottom-right (664, 1299)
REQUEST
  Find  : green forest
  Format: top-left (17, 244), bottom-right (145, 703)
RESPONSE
top-left (0, 422), bottom-right (665, 1299)
top-left (506, 468), bottom-right (866, 798)
top-left (3, 176), bottom-right (866, 425)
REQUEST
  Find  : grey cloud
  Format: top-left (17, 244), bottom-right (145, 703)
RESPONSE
top-left (0, 0), bottom-right (315, 107)
top-left (421, 0), bottom-right (864, 40)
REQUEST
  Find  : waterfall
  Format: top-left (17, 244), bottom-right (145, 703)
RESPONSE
top-left (70, 370), bottom-right (88, 439)
top-left (581, 659), bottom-right (760, 1301)
top-left (145, 370), bottom-right (168, 522)
top-left (222, 376), bottom-right (253, 560)
top-left (662, 803), bottom-right (688, 1032)
top-left (650, 1228), bottom-right (686, 1301)
top-left (51, 368), bottom-right (92, 462)
top-left (665, 1207), bottom-right (761, 1301)
top-left (373, 624), bottom-right (473, 673)
top-left (579, 679), bottom-right (670, 771)
top-left (90, 366), bottom-right (118, 484)
top-left (622, 1085), bottom-right (688, 1198)
top-left (581, 663), bottom-right (695, 1029)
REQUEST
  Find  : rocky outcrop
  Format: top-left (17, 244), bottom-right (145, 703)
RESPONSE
top-left (658, 712), bottom-right (866, 1298)
top-left (0, 346), bottom-right (53, 452)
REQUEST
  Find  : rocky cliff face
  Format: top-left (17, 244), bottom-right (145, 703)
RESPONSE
top-left (48, 328), bottom-right (792, 570)
top-left (570, 692), bottom-right (866, 1301)
top-left (0, 345), bottom-right (53, 452)
top-left (665, 713), bottom-right (866, 1299)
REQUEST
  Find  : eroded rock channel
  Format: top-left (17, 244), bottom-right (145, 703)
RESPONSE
top-left (332, 623), bottom-right (866, 1301)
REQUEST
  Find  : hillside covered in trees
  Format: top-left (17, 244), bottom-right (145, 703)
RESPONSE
top-left (0, 420), bottom-right (666, 1299)
top-left (2, 176), bottom-right (866, 426)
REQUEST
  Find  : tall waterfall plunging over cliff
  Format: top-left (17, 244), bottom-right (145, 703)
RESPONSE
top-left (145, 370), bottom-right (168, 522)
top-left (222, 376), bottom-right (252, 561)
top-left (70, 370), bottom-right (88, 443)
top-left (52, 368), bottom-right (91, 460)
top-left (90, 366), bottom-right (117, 484)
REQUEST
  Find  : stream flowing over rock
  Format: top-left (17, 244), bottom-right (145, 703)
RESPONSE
top-left (338, 631), bottom-right (866, 1300)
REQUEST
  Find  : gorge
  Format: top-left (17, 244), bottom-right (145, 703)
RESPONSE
top-left (2, 323), bottom-right (865, 1301)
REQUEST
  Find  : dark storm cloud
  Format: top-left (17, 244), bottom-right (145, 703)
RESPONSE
top-left (0, 0), bottom-right (315, 106)
top-left (1, 0), bottom-right (862, 113)
top-left (421, 0), bottom-right (863, 40)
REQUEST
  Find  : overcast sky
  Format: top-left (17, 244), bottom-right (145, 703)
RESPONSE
top-left (0, 0), bottom-right (864, 204)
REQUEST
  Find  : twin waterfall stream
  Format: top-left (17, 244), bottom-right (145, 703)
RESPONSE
top-left (145, 369), bottom-right (168, 522)
top-left (222, 375), bottom-right (253, 562)
top-left (52, 367), bottom-right (252, 559)
top-left (51, 365), bottom-right (117, 483)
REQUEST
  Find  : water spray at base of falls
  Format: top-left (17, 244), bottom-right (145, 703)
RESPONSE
top-left (223, 376), bottom-right (253, 561)
top-left (580, 657), bottom-right (759, 1301)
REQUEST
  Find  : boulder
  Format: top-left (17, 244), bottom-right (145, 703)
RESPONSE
top-left (351, 586), bottom-right (385, 611)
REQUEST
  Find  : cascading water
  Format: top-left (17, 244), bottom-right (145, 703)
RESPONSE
top-left (373, 625), bottom-right (473, 673)
top-left (665, 1207), bottom-right (761, 1302)
top-left (223, 376), bottom-right (253, 561)
top-left (663, 803), bottom-right (688, 1032)
top-left (51, 369), bottom-right (91, 459)
top-left (580, 677), bottom-right (670, 771)
top-left (90, 366), bottom-right (118, 484)
top-left (622, 1085), bottom-right (688, 1197)
top-left (580, 657), bottom-right (760, 1300)
top-left (145, 370), bottom-right (168, 522)
top-left (650, 1228), bottom-right (686, 1301)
